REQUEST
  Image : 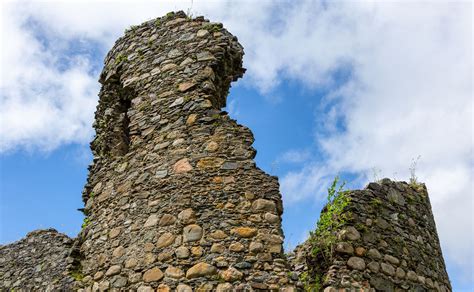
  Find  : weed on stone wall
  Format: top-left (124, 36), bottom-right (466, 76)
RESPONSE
top-left (301, 176), bottom-right (351, 291)
top-left (81, 218), bottom-right (91, 229)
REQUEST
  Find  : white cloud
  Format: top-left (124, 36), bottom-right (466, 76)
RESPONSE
top-left (0, 3), bottom-right (98, 152)
top-left (1, 0), bottom-right (471, 283)
top-left (274, 1), bottom-right (473, 282)
top-left (278, 149), bottom-right (312, 164)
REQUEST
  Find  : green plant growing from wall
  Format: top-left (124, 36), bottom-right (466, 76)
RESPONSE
top-left (311, 176), bottom-right (351, 257)
top-left (115, 54), bottom-right (128, 65)
top-left (371, 197), bottom-right (382, 208)
top-left (185, 0), bottom-right (194, 20)
top-left (124, 25), bottom-right (138, 34)
top-left (70, 270), bottom-right (84, 281)
top-left (371, 167), bottom-right (383, 183)
top-left (203, 23), bottom-right (222, 33)
top-left (81, 218), bottom-right (91, 229)
top-left (409, 155), bottom-right (421, 186)
top-left (137, 49), bottom-right (144, 60)
top-left (301, 176), bottom-right (351, 291)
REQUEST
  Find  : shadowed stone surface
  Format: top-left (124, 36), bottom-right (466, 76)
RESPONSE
top-left (0, 229), bottom-right (77, 290)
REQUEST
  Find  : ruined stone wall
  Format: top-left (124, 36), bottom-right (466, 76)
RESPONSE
top-left (0, 229), bottom-right (76, 290)
top-left (0, 11), bottom-right (451, 292)
top-left (76, 11), bottom-right (293, 291)
top-left (290, 179), bottom-right (451, 291)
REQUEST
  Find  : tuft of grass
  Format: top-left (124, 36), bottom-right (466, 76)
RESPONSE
top-left (409, 155), bottom-right (421, 186)
top-left (371, 167), bottom-right (383, 183)
top-left (124, 25), bottom-right (138, 34)
top-left (70, 270), bottom-right (84, 281)
top-left (115, 54), bottom-right (128, 65)
top-left (81, 217), bottom-right (91, 229)
top-left (203, 23), bottom-right (222, 33)
top-left (371, 197), bottom-right (382, 208)
top-left (186, 0), bottom-right (194, 20)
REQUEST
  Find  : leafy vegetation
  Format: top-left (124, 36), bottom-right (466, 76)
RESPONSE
top-left (70, 270), bottom-right (84, 281)
top-left (370, 197), bottom-right (382, 208)
top-left (301, 176), bottom-right (351, 291)
top-left (311, 176), bottom-right (351, 257)
top-left (81, 217), bottom-right (91, 229)
top-left (124, 25), bottom-right (138, 34)
top-left (115, 54), bottom-right (128, 65)
top-left (203, 23), bottom-right (222, 33)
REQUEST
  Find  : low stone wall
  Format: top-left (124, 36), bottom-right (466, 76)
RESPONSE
top-left (290, 179), bottom-right (451, 291)
top-left (0, 229), bottom-right (77, 291)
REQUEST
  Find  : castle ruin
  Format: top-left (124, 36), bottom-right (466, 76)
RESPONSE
top-left (0, 11), bottom-right (451, 291)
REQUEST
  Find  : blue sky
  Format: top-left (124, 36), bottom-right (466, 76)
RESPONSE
top-left (0, 0), bottom-right (472, 290)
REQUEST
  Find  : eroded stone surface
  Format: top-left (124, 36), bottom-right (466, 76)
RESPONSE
top-left (0, 229), bottom-right (77, 290)
top-left (289, 179), bottom-right (451, 291)
top-left (74, 10), bottom-right (291, 291)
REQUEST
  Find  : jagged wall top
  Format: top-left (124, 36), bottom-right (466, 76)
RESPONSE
top-left (101, 11), bottom-right (244, 107)
top-left (78, 11), bottom-right (293, 291)
top-left (87, 11), bottom-right (247, 192)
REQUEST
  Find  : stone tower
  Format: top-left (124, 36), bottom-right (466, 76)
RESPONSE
top-left (77, 11), bottom-right (293, 291)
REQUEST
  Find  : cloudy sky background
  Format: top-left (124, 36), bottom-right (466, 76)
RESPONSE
top-left (1, 0), bottom-right (472, 289)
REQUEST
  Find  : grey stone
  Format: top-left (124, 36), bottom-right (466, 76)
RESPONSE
top-left (221, 162), bottom-right (238, 170)
top-left (144, 214), bottom-right (159, 227)
top-left (388, 188), bottom-right (406, 206)
top-left (367, 248), bottom-right (382, 259)
top-left (252, 199), bottom-right (276, 212)
top-left (183, 224), bottom-right (203, 242)
top-left (347, 257), bottom-right (365, 270)
top-left (335, 242), bottom-right (354, 254)
top-left (340, 226), bottom-right (361, 241)
top-left (170, 97), bottom-right (184, 107)
top-left (376, 218), bottom-right (390, 229)
top-left (368, 261), bottom-right (380, 273)
top-left (407, 270), bottom-right (418, 281)
top-left (381, 262), bottom-right (395, 276)
top-left (111, 275), bottom-right (127, 287)
top-left (167, 49), bottom-right (183, 58)
top-left (175, 246), bottom-right (190, 258)
top-left (384, 254), bottom-right (400, 265)
top-left (396, 267), bottom-right (406, 278)
top-left (155, 169), bottom-right (168, 178)
top-left (370, 276), bottom-right (394, 291)
top-left (196, 51), bottom-right (215, 61)
top-left (105, 265), bottom-right (121, 276)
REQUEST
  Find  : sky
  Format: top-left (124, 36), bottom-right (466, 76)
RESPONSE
top-left (0, 0), bottom-right (472, 289)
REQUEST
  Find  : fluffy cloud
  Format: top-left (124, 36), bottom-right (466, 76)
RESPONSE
top-left (1, 0), bottom-right (471, 282)
top-left (275, 1), bottom-right (473, 281)
top-left (0, 3), bottom-right (98, 152)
